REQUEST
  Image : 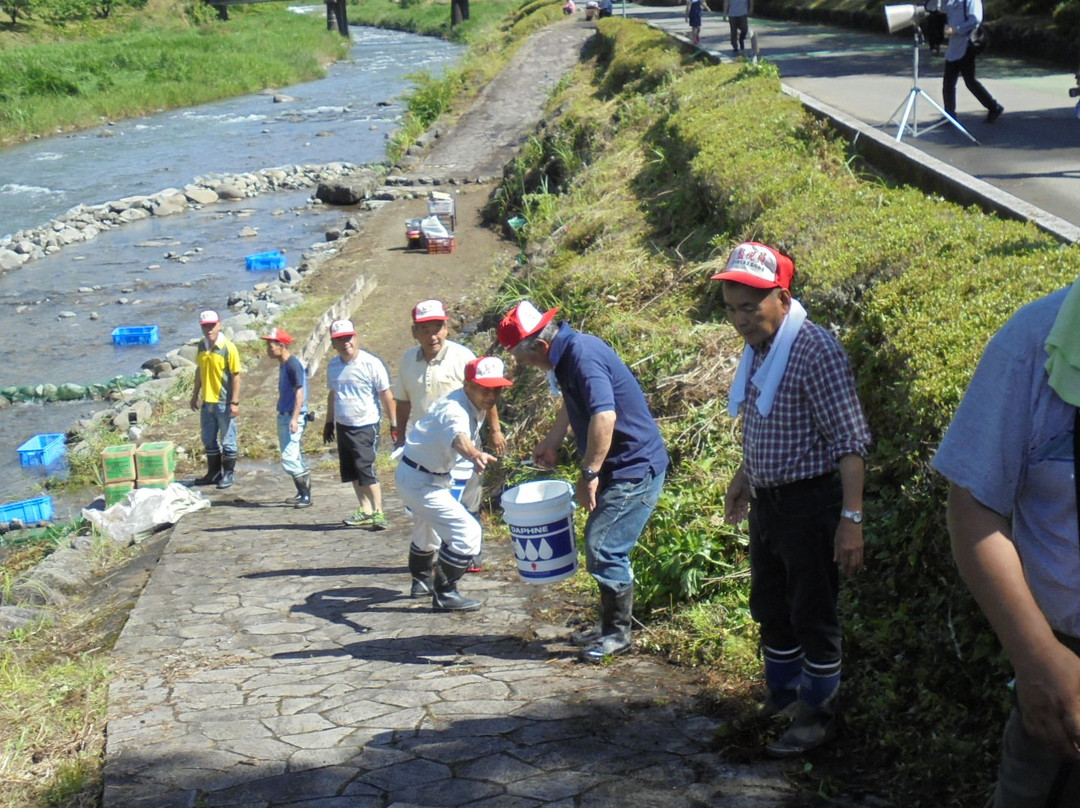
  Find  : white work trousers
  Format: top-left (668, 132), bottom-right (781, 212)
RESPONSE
top-left (395, 463), bottom-right (482, 558)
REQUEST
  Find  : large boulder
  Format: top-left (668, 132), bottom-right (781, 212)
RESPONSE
top-left (315, 170), bottom-right (380, 205)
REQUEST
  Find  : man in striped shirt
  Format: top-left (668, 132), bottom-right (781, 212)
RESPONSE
top-left (716, 242), bottom-right (871, 758)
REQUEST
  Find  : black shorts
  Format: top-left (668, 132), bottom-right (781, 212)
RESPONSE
top-left (336, 424), bottom-right (379, 485)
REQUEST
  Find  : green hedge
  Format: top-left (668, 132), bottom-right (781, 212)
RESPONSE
top-left (491, 15), bottom-right (1080, 805)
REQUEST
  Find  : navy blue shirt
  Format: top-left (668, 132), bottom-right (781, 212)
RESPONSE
top-left (548, 321), bottom-right (668, 481)
top-left (277, 355), bottom-right (308, 416)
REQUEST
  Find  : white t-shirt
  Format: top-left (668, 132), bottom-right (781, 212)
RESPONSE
top-left (403, 387), bottom-right (483, 474)
top-left (327, 350), bottom-right (390, 427)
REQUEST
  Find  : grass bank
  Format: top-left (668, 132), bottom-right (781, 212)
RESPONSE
top-left (481, 13), bottom-right (1080, 806)
top-left (0, 6), bottom-right (350, 146)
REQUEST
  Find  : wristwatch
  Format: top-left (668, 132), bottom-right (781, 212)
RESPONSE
top-left (580, 467), bottom-right (600, 483)
top-left (840, 509), bottom-right (863, 524)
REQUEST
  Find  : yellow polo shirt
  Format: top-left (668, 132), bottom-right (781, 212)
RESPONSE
top-left (196, 335), bottom-right (242, 404)
top-left (393, 340), bottom-right (475, 418)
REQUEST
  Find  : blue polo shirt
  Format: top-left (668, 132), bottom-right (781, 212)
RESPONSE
top-left (549, 321), bottom-right (668, 481)
top-left (277, 355), bottom-right (308, 416)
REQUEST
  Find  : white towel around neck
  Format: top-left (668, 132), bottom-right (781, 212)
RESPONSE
top-left (728, 298), bottom-right (807, 417)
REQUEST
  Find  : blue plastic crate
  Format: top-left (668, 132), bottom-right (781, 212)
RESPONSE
top-left (112, 325), bottom-right (159, 346)
top-left (0, 495), bottom-right (53, 524)
top-left (245, 250), bottom-right (286, 271)
top-left (17, 433), bottom-right (66, 467)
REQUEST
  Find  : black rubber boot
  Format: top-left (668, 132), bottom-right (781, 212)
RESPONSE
top-left (216, 453), bottom-right (236, 490)
top-left (432, 557), bottom-right (481, 612)
top-left (292, 473), bottom-right (311, 509)
top-left (192, 451), bottom-right (222, 486)
top-left (580, 584), bottom-right (633, 663)
top-left (408, 547), bottom-right (436, 599)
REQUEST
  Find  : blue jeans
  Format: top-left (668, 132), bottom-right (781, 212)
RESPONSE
top-left (276, 414), bottom-right (308, 477)
top-left (584, 469), bottom-right (666, 592)
top-left (200, 402), bottom-right (237, 455)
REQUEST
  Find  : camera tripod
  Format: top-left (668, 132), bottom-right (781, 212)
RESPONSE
top-left (886, 25), bottom-right (978, 144)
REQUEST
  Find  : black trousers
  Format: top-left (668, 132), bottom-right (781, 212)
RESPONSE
top-left (943, 43), bottom-right (997, 115)
top-left (748, 473), bottom-right (843, 665)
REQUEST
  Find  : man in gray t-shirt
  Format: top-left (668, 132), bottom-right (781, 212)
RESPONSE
top-left (933, 286), bottom-right (1080, 806)
top-left (723, 0), bottom-right (753, 54)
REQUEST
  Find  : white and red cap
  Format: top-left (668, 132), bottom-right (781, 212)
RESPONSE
top-left (465, 357), bottom-right (514, 388)
top-left (711, 242), bottom-right (795, 290)
top-left (199, 310), bottom-right (220, 326)
top-left (330, 319), bottom-right (356, 339)
top-left (412, 299), bottom-right (448, 323)
top-left (497, 301), bottom-right (559, 350)
top-left (260, 328), bottom-right (293, 345)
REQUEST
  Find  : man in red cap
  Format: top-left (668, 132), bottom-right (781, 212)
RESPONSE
top-left (324, 319), bottom-right (396, 530)
top-left (715, 242), bottom-right (870, 757)
top-left (262, 327), bottom-right (311, 509)
top-left (394, 299), bottom-right (506, 571)
top-left (395, 357), bottom-right (512, 611)
top-left (189, 309), bottom-right (242, 490)
top-left (498, 301), bottom-right (669, 663)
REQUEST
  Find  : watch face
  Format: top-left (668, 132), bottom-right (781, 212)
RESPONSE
top-left (844, 510), bottom-right (863, 524)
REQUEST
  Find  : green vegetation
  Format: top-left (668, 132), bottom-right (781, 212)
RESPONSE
top-left (483, 14), bottom-right (1080, 806)
top-left (0, 5), bottom-right (350, 146)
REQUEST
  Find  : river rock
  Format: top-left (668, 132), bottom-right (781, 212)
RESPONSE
top-left (217, 183), bottom-right (246, 200)
top-left (151, 194), bottom-right (188, 217)
top-left (0, 606), bottom-right (47, 635)
top-left (184, 187), bottom-right (219, 206)
top-left (0, 249), bottom-right (28, 269)
top-left (176, 344), bottom-right (199, 363)
top-left (238, 226), bottom-right (258, 238)
top-left (315, 170), bottom-right (380, 205)
top-left (119, 208), bottom-right (150, 223)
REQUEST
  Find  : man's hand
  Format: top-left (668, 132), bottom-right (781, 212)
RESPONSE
top-left (576, 475), bottom-right (599, 512)
top-left (1015, 641), bottom-right (1080, 760)
top-left (189, 394), bottom-right (199, 412)
top-left (471, 451), bottom-right (498, 474)
top-left (322, 422), bottom-right (335, 443)
top-left (489, 429), bottom-right (507, 457)
top-left (724, 469), bottom-right (750, 525)
top-left (290, 416), bottom-right (300, 434)
top-left (834, 520), bottom-right (864, 576)
top-left (532, 439), bottom-right (560, 470)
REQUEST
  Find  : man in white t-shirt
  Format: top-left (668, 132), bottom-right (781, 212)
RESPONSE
top-left (394, 299), bottom-right (506, 570)
top-left (323, 319), bottom-right (396, 530)
top-left (395, 357), bottom-right (512, 611)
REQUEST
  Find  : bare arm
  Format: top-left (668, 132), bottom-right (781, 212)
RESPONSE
top-left (534, 401), bottom-right (572, 469)
top-left (576, 410), bottom-right (615, 511)
top-left (487, 404), bottom-right (506, 456)
top-left (948, 484), bottom-right (1080, 760)
top-left (394, 399), bottom-right (411, 448)
top-left (452, 432), bottom-right (498, 474)
top-left (725, 465), bottom-right (750, 525)
top-left (323, 391), bottom-right (336, 441)
top-left (379, 388), bottom-right (396, 435)
top-left (290, 383), bottom-right (305, 433)
top-left (834, 453), bottom-right (865, 576)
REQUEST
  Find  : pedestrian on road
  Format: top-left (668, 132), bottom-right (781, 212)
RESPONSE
top-left (262, 327), bottom-right (311, 509)
top-left (393, 299), bottom-right (507, 569)
top-left (686, 0), bottom-right (703, 46)
top-left (932, 283), bottom-right (1080, 807)
top-left (941, 0), bottom-right (1003, 123)
top-left (498, 301), bottom-right (668, 664)
top-left (396, 356), bottom-right (511, 612)
top-left (723, 0), bottom-right (753, 55)
top-left (716, 242), bottom-right (870, 758)
top-left (323, 318), bottom-right (395, 530)
top-left (189, 309), bottom-right (242, 490)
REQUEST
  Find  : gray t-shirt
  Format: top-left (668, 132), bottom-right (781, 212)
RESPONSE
top-left (932, 287), bottom-right (1080, 637)
top-left (727, 0), bottom-right (749, 17)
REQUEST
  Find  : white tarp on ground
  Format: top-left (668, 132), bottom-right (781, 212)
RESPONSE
top-left (82, 483), bottom-right (209, 546)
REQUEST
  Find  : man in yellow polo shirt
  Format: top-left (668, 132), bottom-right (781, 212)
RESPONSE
top-left (189, 310), bottom-right (243, 490)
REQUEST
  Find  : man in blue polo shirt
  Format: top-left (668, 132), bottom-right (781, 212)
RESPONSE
top-left (498, 301), bottom-right (669, 663)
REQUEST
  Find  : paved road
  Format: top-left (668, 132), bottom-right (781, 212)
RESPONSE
top-left (628, 7), bottom-right (1080, 233)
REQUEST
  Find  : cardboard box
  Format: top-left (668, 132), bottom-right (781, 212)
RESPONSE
top-left (136, 441), bottom-right (177, 480)
top-left (104, 481), bottom-right (135, 508)
top-left (136, 473), bottom-right (175, 491)
top-left (101, 444), bottom-right (137, 483)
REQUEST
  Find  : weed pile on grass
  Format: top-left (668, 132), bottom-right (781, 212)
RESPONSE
top-left (484, 13), bottom-right (1080, 806)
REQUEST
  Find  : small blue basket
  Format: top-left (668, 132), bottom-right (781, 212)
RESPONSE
top-left (112, 325), bottom-right (159, 346)
top-left (245, 250), bottom-right (286, 271)
top-left (17, 433), bottom-right (66, 467)
top-left (0, 495), bottom-right (53, 524)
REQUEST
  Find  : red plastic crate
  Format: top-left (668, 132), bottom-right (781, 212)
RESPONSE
top-left (426, 236), bottom-right (455, 254)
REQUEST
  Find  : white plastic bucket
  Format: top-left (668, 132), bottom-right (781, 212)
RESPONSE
top-left (450, 466), bottom-right (471, 503)
top-left (501, 479), bottom-right (577, 584)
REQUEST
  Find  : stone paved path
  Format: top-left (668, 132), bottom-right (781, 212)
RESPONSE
top-left (103, 467), bottom-right (803, 807)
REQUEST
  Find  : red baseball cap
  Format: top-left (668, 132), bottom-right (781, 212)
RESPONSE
top-left (199, 310), bottom-right (220, 326)
top-left (330, 319), bottom-right (356, 339)
top-left (260, 328), bottom-right (293, 345)
top-left (711, 242), bottom-right (795, 290)
top-left (465, 357), bottom-right (514, 388)
top-left (497, 301), bottom-right (559, 350)
top-left (412, 299), bottom-right (448, 322)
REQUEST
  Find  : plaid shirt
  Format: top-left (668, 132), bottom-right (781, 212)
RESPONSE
top-left (739, 320), bottom-right (870, 488)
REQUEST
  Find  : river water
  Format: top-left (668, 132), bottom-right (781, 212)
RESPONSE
top-left (0, 20), bottom-right (463, 516)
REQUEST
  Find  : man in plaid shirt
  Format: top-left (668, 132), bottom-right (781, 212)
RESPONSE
top-left (716, 242), bottom-right (871, 758)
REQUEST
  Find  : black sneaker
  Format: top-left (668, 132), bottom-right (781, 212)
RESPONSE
top-left (986, 104), bottom-right (1004, 124)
